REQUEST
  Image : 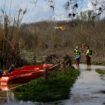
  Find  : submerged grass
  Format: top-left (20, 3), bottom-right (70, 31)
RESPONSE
top-left (96, 69), bottom-right (105, 76)
top-left (14, 68), bottom-right (79, 102)
top-left (96, 69), bottom-right (105, 80)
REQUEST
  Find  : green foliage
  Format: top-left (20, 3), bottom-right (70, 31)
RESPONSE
top-left (14, 68), bottom-right (79, 102)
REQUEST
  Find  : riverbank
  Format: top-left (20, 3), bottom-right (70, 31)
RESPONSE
top-left (14, 67), bottom-right (79, 102)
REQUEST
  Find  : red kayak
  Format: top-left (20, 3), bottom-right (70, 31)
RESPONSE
top-left (0, 64), bottom-right (53, 85)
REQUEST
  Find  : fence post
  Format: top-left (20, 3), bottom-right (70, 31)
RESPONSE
top-left (45, 68), bottom-right (48, 80)
top-left (43, 64), bottom-right (48, 80)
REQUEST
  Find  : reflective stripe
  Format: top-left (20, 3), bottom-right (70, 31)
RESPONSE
top-left (86, 49), bottom-right (91, 55)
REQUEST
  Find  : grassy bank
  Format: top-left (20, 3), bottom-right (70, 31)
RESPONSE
top-left (14, 67), bottom-right (79, 102)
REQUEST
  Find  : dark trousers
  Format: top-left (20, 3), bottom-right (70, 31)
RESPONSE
top-left (76, 58), bottom-right (80, 65)
top-left (86, 55), bottom-right (91, 65)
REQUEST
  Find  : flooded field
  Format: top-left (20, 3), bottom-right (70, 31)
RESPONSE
top-left (0, 64), bottom-right (105, 105)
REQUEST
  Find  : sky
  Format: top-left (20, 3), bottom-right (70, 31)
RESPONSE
top-left (0, 0), bottom-right (104, 23)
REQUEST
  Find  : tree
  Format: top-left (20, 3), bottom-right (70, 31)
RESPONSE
top-left (64, 0), bottom-right (79, 20)
top-left (89, 0), bottom-right (105, 21)
top-left (0, 7), bottom-right (27, 69)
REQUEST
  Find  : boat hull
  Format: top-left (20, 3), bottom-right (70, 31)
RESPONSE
top-left (0, 64), bottom-right (53, 85)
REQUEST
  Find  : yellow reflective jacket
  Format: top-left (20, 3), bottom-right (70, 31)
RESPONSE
top-left (74, 49), bottom-right (81, 56)
top-left (86, 49), bottom-right (92, 56)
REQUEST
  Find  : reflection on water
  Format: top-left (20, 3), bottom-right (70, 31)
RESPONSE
top-left (0, 91), bottom-right (15, 104)
top-left (0, 64), bottom-right (105, 105)
top-left (0, 99), bottom-right (64, 105)
top-left (0, 85), bottom-right (9, 91)
top-left (86, 65), bottom-right (91, 71)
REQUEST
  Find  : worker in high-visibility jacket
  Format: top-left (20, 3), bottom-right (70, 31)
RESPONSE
top-left (74, 46), bottom-right (81, 68)
top-left (86, 46), bottom-right (92, 66)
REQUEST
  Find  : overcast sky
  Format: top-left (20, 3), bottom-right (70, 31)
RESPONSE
top-left (0, 0), bottom-right (104, 23)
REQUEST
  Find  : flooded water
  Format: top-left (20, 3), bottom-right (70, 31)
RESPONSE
top-left (0, 64), bottom-right (105, 105)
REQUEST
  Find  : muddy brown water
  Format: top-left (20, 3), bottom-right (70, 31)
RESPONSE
top-left (0, 64), bottom-right (105, 105)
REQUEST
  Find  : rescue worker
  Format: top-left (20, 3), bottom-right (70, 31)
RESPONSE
top-left (86, 46), bottom-right (92, 66)
top-left (74, 46), bottom-right (81, 68)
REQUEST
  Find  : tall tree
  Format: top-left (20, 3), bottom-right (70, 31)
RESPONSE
top-left (0, 6), bottom-right (27, 69)
top-left (64, 0), bottom-right (79, 20)
top-left (89, 0), bottom-right (105, 21)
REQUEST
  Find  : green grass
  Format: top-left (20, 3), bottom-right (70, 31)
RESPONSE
top-left (96, 69), bottom-right (105, 76)
top-left (14, 68), bottom-right (79, 102)
top-left (92, 61), bottom-right (104, 65)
